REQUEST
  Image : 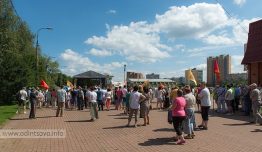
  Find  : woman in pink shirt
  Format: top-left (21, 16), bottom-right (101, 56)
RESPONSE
top-left (172, 89), bottom-right (186, 145)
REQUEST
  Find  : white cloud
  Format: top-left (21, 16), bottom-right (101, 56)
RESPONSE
top-left (89, 48), bottom-right (112, 56)
top-left (232, 18), bottom-right (260, 44)
top-left (233, 0), bottom-right (246, 6)
top-left (199, 18), bottom-right (260, 46)
top-left (195, 63), bottom-right (207, 81)
top-left (103, 62), bottom-right (126, 69)
top-left (107, 9), bottom-right (116, 14)
top-left (154, 3), bottom-right (228, 39)
top-left (59, 49), bottom-right (125, 76)
top-left (231, 55), bottom-right (245, 73)
top-left (202, 35), bottom-right (235, 45)
top-left (159, 70), bottom-right (185, 78)
top-left (187, 45), bottom-right (227, 54)
top-left (195, 64), bottom-right (207, 70)
top-left (86, 22), bottom-right (171, 63)
top-left (85, 3), bottom-right (260, 64)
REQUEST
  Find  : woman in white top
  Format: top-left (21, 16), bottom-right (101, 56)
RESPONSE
top-left (105, 88), bottom-right (112, 111)
top-left (156, 86), bottom-right (164, 110)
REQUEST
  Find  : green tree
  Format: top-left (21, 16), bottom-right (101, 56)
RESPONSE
top-left (0, 0), bottom-right (71, 104)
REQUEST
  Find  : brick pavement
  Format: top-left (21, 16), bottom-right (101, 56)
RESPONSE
top-left (0, 104), bottom-right (262, 152)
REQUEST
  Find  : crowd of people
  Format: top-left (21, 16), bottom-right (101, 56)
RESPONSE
top-left (213, 83), bottom-right (262, 124)
top-left (15, 81), bottom-right (262, 145)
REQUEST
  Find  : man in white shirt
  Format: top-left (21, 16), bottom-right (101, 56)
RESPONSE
top-left (126, 86), bottom-right (146, 128)
top-left (198, 82), bottom-right (211, 130)
top-left (89, 87), bottom-right (98, 121)
top-left (56, 86), bottom-right (66, 117)
top-left (17, 87), bottom-right (28, 114)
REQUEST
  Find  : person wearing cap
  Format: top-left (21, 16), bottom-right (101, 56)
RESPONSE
top-left (249, 83), bottom-right (262, 124)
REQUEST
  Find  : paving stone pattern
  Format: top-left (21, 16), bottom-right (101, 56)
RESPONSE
top-left (0, 104), bottom-right (262, 152)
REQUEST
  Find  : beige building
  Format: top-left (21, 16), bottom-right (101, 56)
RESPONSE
top-left (185, 68), bottom-right (203, 84)
top-left (127, 71), bottom-right (144, 79)
top-left (225, 73), bottom-right (248, 84)
top-left (207, 55), bottom-right (231, 86)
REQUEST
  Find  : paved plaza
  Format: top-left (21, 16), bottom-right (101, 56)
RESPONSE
top-left (0, 104), bottom-right (262, 152)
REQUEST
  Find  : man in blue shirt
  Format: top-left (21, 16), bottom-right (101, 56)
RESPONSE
top-left (97, 88), bottom-right (104, 111)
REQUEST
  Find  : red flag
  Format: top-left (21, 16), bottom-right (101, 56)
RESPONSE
top-left (214, 60), bottom-right (220, 83)
top-left (40, 80), bottom-right (49, 89)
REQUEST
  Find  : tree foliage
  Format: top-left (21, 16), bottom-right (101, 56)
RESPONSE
top-left (0, 0), bottom-right (71, 104)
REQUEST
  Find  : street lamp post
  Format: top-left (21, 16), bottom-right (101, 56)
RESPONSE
top-left (35, 27), bottom-right (53, 86)
top-left (124, 64), bottom-right (126, 85)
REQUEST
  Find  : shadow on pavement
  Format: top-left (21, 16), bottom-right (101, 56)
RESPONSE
top-left (36, 116), bottom-right (56, 118)
top-left (107, 113), bottom-right (125, 116)
top-left (251, 129), bottom-right (262, 132)
top-left (139, 137), bottom-right (176, 146)
top-left (209, 109), bottom-right (252, 122)
top-left (223, 122), bottom-right (253, 126)
top-left (153, 128), bottom-right (174, 132)
top-left (114, 117), bottom-right (128, 119)
top-left (9, 118), bottom-right (29, 120)
top-left (65, 120), bottom-right (93, 122)
top-left (103, 125), bottom-right (127, 129)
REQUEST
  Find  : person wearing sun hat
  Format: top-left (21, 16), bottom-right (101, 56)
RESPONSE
top-left (249, 83), bottom-right (262, 124)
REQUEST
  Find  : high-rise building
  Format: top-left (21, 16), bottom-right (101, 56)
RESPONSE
top-left (146, 73), bottom-right (160, 79)
top-left (127, 71), bottom-right (144, 79)
top-left (207, 55), bottom-right (231, 86)
top-left (185, 68), bottom-right (203, 84)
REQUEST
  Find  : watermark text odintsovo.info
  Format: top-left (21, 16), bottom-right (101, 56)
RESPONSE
top-left (0, 129), bottom-right (66, 138)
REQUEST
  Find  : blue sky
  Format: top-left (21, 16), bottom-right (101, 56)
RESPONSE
top-left (13, 0), bottom-right (261, 81)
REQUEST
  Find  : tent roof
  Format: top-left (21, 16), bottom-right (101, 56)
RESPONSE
top-left (73, 70), bottom-right (108, 78)
top-left (128, 78), bottom-right (174, 83)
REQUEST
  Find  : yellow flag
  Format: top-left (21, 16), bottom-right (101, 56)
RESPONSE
top-left (67, 81), bottom-right (74, 88)
top-left (142, 80), bottom-right (149, 87)
top-left (187, 69), bottom-right (197, 85)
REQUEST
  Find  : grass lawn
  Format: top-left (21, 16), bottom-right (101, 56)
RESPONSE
top-left (0, 105), bottom-right (17, 126)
